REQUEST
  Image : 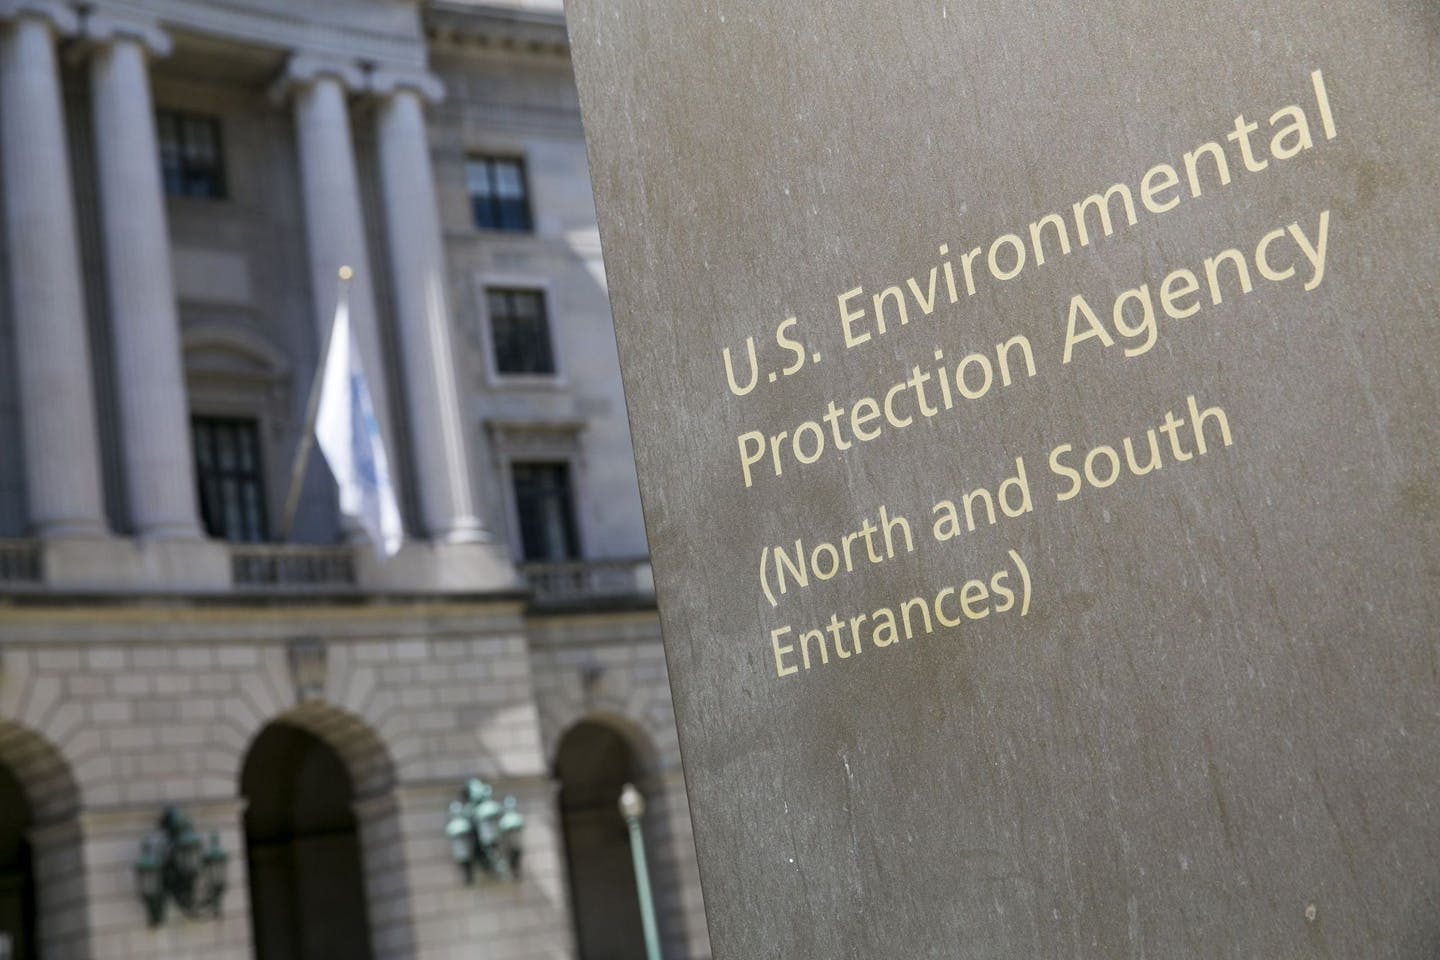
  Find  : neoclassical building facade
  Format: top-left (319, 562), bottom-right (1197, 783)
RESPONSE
top-left (0, 1), bottom-right (708, 957)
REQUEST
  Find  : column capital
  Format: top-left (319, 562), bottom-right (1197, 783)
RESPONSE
top-left (270, 52), bottom-right (366, 102)
top-left (370, 67), bottom-right (445, 105)
top-left (0, 0), bottom-right (78, 34)
top-left (82, 9), bottom-right (170, 57)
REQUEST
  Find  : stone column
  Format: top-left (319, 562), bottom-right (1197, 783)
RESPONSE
top-left (373, 72), bottom-right (486, 544)
top-left (87, 14), bottom-right (203, 540)
top-left (0, 3), bottom-right (108, 538)
top-left (281, 57), bottom-right (397, 493)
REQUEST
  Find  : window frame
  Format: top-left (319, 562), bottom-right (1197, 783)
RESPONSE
top-left (508, 459), bottom-right (583, 563)
top-left (191, 414), bottom-right (270, 544)
top-left (156, 108), bottom-right (228, 201)
top-left (475, 275), bottom-right (566, 387)
top-left (487, 422), bottom-right (589, 564)
top-left (485, 286), bottom-right (559, 379)
top-left (465, 154), bottom-right (534, 233)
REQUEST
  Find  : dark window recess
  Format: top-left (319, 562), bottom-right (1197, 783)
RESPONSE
top-left (193, 417), bottom-right (268, 542)
top-left (487, 288), bottom-right (556, 375)
top-left (466, 156), bottom-right (532, 231)
top-left (512, 462), bottom-right (580, 562)
top-left (157, 110), bottom-right (226, 199)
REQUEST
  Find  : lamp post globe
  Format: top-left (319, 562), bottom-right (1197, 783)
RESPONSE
top-left (619, 782), bottom-right (646, 821)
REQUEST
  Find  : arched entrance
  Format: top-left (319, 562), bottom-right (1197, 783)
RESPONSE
top-left (555, 720), bottom-right (649, 960)
top-left (0, 721), bottom-right (83, 960)
top-left (0, 763), bottom-right (37, 960)
top-left (241, 720), bottom-right (374, 960)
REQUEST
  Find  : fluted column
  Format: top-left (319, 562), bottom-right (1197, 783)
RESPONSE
top-left (0, 3), bottom-right (108, 538)
top-left (87, 15), bottom-right (203, 540)
top-left (374, 73), bottom-right (486, 543)
top-left (282, 57), bottom-right (398, 531)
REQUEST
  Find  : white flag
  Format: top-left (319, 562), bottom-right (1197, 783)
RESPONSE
top-left (315, 290), bottom-right (403, 559)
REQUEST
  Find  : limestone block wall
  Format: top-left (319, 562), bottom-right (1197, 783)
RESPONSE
top-left (0, 598), bottom-right (572, 960)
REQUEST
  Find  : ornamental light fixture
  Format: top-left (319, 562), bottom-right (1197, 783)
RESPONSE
top-left (134, 806), bottom-right (229, 927)
top-left (445, 777), bottom-right (525, 883)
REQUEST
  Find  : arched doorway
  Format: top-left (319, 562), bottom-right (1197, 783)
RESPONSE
top-left (556, 720), bottom-right (649, 960)
top-left (0, 763), bottom-right (37, 960)
top-left (0, 721), bottom-right (83, 960)
top-left (241, 721), bottom-right (374, 960)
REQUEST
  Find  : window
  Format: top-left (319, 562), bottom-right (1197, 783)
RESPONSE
top-left (511, 462), bottom-right (580, 561)
top-left (487, 288), bottom-right (556, 376)
top-left (192, 417), bottom-right (267, 542)
top-left (466, 155), bottom-right (532, 231)
top-left (157, 110), bottom-right (226, 199)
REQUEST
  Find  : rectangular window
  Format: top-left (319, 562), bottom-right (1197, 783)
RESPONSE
top-left (192, 417), bottom-right (267, 542)
top-left (512, 462), bottom-right (580, 561)
top-left (466, 155), bottom-right (532, 231)
top-left (157, 110), bottom-right (226, 199)
top-left (487, 288), bottom-right (556, 376)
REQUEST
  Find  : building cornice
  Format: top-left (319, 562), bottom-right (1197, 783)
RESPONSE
top-left (92, 0), bottom-right (430, 70)
top-left (424, 1), bottom-right (569, 58)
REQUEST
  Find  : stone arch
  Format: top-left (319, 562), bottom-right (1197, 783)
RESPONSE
top-left (260, 699), bottom-right (397, 799)
top-left (0, 720), bottom-right (87, 960)
top-left (240, 700), bottom-right (412, 960)
top-left (0, 721), bottom-right (79, 825)
top-left (551, 709), bottom-right (664, 780)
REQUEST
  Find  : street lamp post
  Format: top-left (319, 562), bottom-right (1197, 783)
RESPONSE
top-left (618, 782), bottom-right (663, 960)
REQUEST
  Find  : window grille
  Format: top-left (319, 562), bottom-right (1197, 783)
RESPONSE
top-left (466, 155), bottom-right (533, 231)
top-left (511, 462), bottom-right (580, 561)
top-left (487, 288), bottom-right (557, 376)
top-left (193, 417), bottom-right (267, 542)
top-left (157, 110), bottom-right (226, 199)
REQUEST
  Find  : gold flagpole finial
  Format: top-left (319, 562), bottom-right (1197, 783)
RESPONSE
top-left (338, 265), bottom-right (354, 281)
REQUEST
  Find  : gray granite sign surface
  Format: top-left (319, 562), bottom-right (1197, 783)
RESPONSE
top-left (564, 2), bottom-right (1440, 956)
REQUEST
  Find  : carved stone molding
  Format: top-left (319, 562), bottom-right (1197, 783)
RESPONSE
top-left (285, 636), bottom-right (326, 703)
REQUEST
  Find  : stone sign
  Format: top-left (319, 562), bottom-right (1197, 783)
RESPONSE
top-left (565, 1), bottom-right (1440, 956)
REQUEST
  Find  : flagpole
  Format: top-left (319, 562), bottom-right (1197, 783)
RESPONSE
top-left (278, 265), bottom-right (352, 542)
